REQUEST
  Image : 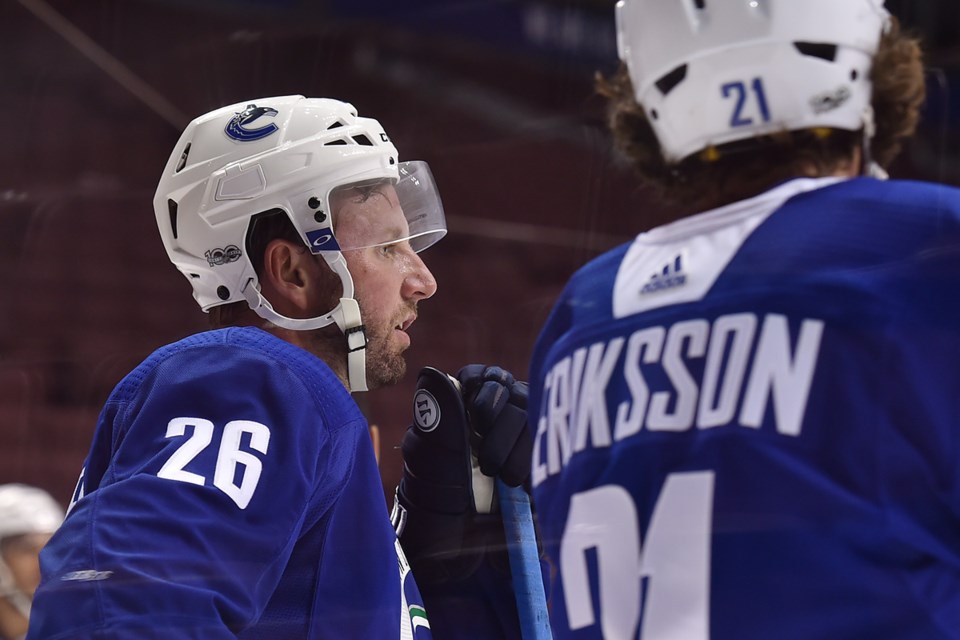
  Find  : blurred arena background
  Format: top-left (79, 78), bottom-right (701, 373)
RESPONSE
top-left (1, 0), bottom-right (958, 506)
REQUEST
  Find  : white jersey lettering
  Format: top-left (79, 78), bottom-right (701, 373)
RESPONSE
top-left (534, 312), bottom-right (824, 487)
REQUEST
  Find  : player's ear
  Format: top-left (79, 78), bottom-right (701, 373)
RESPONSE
top-left (259, 239), bottom-right (315, 313)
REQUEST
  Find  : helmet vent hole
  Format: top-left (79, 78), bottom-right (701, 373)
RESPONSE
top-left (325, 139), bottom-right (348, 146)
top-left (167, 199), bottom-right (179, 240)
top-left (175, 143), bottom-right (191, 173)
top-left (850, 69), bottom-right (858, 81)
top-left (692, 0), bottom-right (705, 9)
top-left (351, 134), bottom-right (374, 146)
top-left (327, 121), bottom-right (345, 129)
top-left (650, 109), bottom-right (659, 121)
top-left (655, 64), bottom-right (687, 97)
top-left (189, 273), bottom-right (200, 279)
top-left (794, 42), bottom-right (838, 62)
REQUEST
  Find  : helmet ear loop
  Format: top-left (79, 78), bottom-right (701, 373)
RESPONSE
top-left (860, 105), bottom-right (889, 180)
top-left (239, 248), bottom-right (368, 391)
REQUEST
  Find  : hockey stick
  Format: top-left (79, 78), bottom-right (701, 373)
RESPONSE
top-left (497, 479), bottom-right (552, 640)
top-left (445, 371), bottom-right (551, 638)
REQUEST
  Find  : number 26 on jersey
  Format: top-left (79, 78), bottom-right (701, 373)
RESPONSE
top-left (158, 417), bottom-right (271, 509)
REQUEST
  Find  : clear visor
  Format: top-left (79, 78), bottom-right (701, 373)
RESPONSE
top-left (328, 160), bottom-right (447, 253)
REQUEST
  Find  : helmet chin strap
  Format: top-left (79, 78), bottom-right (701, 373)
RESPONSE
top-left (332, 297), bottom-right (368, 393)
top-left (240, 254), bottom-right (369, 392)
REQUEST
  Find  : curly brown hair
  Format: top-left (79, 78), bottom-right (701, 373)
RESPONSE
top-left (598, 17), bottom-right (925, 213)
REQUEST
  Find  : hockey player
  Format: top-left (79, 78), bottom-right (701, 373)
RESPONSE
top-left (0, 485), bottom-right (63, 640)
top-left (27, 96), bottom-right (529, 638)
top-left (528, 1), bottom-right (958, 638)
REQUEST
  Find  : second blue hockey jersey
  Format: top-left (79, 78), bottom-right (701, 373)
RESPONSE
top-left (529, 177), bottom-right (960, 639)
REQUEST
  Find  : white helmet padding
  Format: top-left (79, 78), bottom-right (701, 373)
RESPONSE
top-left (154, 96), bottom-right (447, 392)
top-left (615, 0), bottom-right (891, 163)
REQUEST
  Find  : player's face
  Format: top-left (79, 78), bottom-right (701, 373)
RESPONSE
top-left (334, 184), bottom-right (438, 388)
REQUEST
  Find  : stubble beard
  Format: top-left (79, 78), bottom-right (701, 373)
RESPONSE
top-left (363, 322), bottom-right (407, 389)
top-left (304, 321), bottom-right (406, 390)
top-left (361, 301), bottom-right (418, 389)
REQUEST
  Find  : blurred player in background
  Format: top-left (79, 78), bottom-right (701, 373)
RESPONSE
top-left (27, 96), bottom-right (529, 638)
top-left (0, 484), bottom-right (62, 640)
top-left (527, 0), bottom-right (960, 638)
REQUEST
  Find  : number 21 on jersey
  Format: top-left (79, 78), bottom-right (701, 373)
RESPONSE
top-left (560, 471), bottom-right (715, 639)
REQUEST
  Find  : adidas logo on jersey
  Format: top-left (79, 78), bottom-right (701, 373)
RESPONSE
top-left (641, 255), bottom-right (686, 294)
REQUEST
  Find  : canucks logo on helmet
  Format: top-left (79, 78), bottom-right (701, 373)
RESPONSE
top-left (224, 104), bottom-right (279, 142)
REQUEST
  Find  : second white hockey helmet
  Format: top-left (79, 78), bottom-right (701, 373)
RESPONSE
top-left (615, 0), bottom-right (891, 162)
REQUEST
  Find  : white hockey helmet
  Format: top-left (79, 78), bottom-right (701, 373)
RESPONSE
top-left (615, 0), bottom-right (891, 163)
top-left (0, 484), bottom-right (63, 540)
top-left (154, 96), bottom-right (447, 392)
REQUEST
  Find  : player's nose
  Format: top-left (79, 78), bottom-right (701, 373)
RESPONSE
top-left (403, 252), bottom-right (437, 301)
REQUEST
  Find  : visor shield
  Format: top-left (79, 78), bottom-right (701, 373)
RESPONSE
top-left (328, 160), bottom-right (447, 253)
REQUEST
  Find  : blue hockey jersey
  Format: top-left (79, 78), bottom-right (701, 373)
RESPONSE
top-left (529, 177), bottom-right (960, 639)
top-left (28, 327), bottom-right (432, 639)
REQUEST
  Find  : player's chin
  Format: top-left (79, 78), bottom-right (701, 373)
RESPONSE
top-left (366, 353), bottom-right (407, 389)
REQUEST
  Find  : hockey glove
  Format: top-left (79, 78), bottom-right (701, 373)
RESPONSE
top-left (396, 366), bottom-right (524, 584)
top-left (456, 364), bottom-right (532, 488)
